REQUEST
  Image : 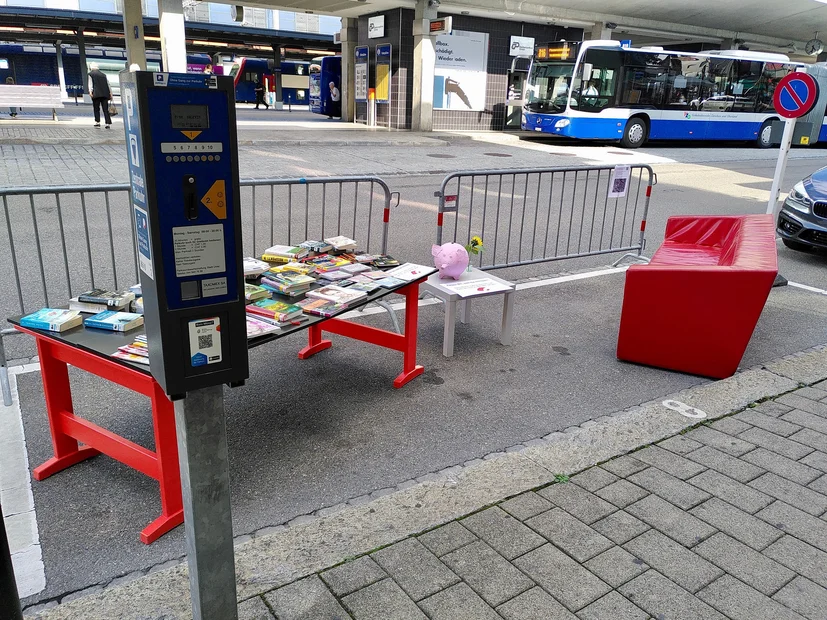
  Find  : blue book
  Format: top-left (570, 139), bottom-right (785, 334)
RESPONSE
top-left (83, 310), bottom-right (144, 332)
top-left (20, 308), bottom-right (83, 332)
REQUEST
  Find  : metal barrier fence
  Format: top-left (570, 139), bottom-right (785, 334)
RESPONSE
top-left (0, 175), bottom-right (397, 405)
top-left (435, 164), bottom-right (656, 271)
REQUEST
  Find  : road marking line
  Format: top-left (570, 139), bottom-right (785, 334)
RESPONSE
top-left (1, 366), bottom-right (46, 598)
top-left (788, 281), bottom-right (827, 296)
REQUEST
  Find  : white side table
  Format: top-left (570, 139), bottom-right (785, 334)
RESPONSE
top-left (420, 266), bottom-right (516, 357)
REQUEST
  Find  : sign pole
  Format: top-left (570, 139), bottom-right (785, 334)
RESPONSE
top-left (174, 385), bottom-right (238, 620)
top-left (767, 117), bottom-right (796, 215)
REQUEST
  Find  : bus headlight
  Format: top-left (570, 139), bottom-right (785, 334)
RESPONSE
top-left (786, 181), bottom-right (812, 213)
top-left (554, 119), bottom-right (571, 128)
top-left (521, 114), bottom-right (527, 125)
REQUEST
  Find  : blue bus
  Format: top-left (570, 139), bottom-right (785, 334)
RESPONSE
top-left (522, 40), bottom-right (825, 148)
top-left (309, 55), bottom-right (341, 116)
top-left (229, 57), bottom-right (311, 105)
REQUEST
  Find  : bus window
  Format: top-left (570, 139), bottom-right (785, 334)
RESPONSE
top-left (731, 60), bottom-right (763, 112)
top-left (525, 63), bottom-right (574, 113)
top-left (570, 49), bottom-right (619, 112)
top-left (666, 56), bottom-right (707, 110)
top-left (229, 64), bottom-right (240, 78)
top-left (618, 53), bottom-right (671, 109)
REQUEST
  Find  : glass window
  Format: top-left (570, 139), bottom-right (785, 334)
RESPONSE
top-left (618, 52), bottom-right (671, 109)
top-left (730, 60), bottom-right (763, 112)
top-left (525, 62), bottom-right (575, 113)
top-left (571, 49), bottom-right (620, 112)
top-left (757, 63), bottom-right (795, 112)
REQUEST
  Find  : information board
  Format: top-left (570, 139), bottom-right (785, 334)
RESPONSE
top-left (375, 44), bottom-right (392, 104)
top-left (433, 30), bottom-right (489, 111)
top-left (355, 46), bottom-right (369, 102)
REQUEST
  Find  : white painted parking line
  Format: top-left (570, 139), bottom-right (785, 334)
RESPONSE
top-left (787, 281), bottom-right (827, 296)
top-left (1, 363), bottom-right (45, 598)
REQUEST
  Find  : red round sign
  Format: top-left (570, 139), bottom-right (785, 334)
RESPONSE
top-left (773, 72), bottom-right (820, 119)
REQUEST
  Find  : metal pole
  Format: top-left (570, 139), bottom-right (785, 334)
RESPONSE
top-left (174, 385), bottom-right (238, 620)
top-left (767, 118), bottom-right (796, 215)
top-left (0, 503), bottom-right (24, 620)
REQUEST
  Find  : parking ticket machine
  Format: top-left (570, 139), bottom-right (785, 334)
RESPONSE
top-left (120, 71), bottom-right (248, 398)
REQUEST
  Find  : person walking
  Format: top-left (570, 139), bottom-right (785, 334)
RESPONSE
top-left (88, 63), bottom-right (112, 129)
top-left (6, 76), bottom-right (17, 117)
top-left (328, 81), bottom-right (340, 118)
top-left (254, 79), bottom-right (269, 109)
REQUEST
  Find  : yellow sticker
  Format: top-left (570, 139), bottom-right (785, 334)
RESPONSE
top-left (801, 136), bottom-right (810, 145)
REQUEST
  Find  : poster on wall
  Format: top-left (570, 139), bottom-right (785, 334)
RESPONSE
top-left (433, 30), bottom-right (489, 112)
top-left (355, 46), bottom-right (368, 102)
top-left (375, 44), bottom-right (392, 104)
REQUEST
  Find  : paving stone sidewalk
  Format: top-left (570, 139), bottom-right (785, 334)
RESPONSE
top-left (237, 383), bottom-right (827, 620)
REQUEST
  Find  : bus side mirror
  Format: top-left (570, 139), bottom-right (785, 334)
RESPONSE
top-left (583, 63), bottom-right (594, 79)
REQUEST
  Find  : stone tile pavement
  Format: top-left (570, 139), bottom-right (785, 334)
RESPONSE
top-left (239, 383), bottom-right (827, 620)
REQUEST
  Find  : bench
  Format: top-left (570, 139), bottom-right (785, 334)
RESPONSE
top-left (617, 214), bottom-right (778, 379)
top-left (0, 85), bottom-right (65, 120)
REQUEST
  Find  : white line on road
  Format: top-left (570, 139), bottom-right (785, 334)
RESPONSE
top-left (788, 281), bottom-right (827, 296)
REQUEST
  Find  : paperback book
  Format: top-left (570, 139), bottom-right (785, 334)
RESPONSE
top-left (243, 257), bottom-right (271, 279)
top-left (261, 244), bottom-right (309, 261)
top-left (245, 283), bottom-right (271, 302)
top-left (324, 235), bottom-right (358, 251)
top-left (20, 308), bottom-right (83, 332)
top-left (246, 299), bottom-right (303, 321)
top-left (372, 255), bottom-right (400, 267)
top-left (77, 288), bottom-right (136, 308)
top-left (384, 263), bottom-right (431, 281)
top-left (246, 315), bottom-right (282, 339)
top-left (305, 285), bottom-right (368, 305)
top-left (84, 311), bottom-right (144, 332)
top-left (296, 298), bottom-right (347, 317)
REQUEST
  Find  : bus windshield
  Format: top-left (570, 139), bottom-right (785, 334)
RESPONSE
top-left (525, 63), bottom-right (575, 113)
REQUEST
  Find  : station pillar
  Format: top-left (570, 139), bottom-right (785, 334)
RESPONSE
top-left (272, 45), bottom-right (284, 110)
top-left (340, 17), bottom-right (357, 123)
top-left (159, 0), bottom-right (187, 72)
top-left (412, 0), bottom-right (438, 131)
top-left (54, 41), bottom-right (68, 102)
top-left (122, 0), bottom-right (148, 71)
top-left (77, 30), bottom-right (91, 103)
top-left (587, 22), bottom-right (612, 41)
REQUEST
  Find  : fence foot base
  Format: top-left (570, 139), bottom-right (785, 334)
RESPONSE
top-left (33, 446), bottom-right (101, 481)
top-left (612, 253), bottom-right (650, 267)
top-left (140, 509), bottom-right (185, 545)
top-left (298, 339), bottom-right (332, 359)
top-left (393, 365), bottom-right (424, 389)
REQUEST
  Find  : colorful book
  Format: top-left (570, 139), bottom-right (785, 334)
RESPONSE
top-left (364, 271), bottom-right (390, 280)
top-left (384, 263), bottom-right (431, 281)
top-left (299, 240), bottom-right (334, 254)
top-left (341, 263), bottom-right (371, 274)
top-left (352, 253), bottom-right (375, 263)
top-left (243, 257), bottom-right (271, 278)
top-left (296, 298), bottom-right (347, 317)
top-left (318, 270), bottom-right (352, 281)
top-left (111, 351), bottom-right (150, 365)
top-left (375, 276), bottom-right (407, 288)
top-left (261, 244), bottom-right (308, 261)
top-left (20, 308), bottom-right (83, 332)
top-left (313, 257), bottom-right (353, 272)
top-left (324, 235), bottom-right (358, 251)
top-left (117, 344), bottom-right (149, 357)
top-left (372, 255), bottom-right (400, 267)
top-left (305, 285), bottom-right (368, 305)
top-left (244, 283), bottom-right (271, 302)
top-left (246, 315), bottom-right (282, 339)
top-left (246, 299), bottom-right (303, 321)
top-left (77, 288), bottom-right (135, 309)
top-left (350, 281), bottom-right (382, 293)
top-left (264, 262), bottom-right (315, 277)
top-left (83, 311), bottom-right (144, 332)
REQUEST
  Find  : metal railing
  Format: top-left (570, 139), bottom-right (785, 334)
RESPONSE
top-left (435, 164), bottom-right (656, 271)
top-left (0, 175), bottom-right (398, 405)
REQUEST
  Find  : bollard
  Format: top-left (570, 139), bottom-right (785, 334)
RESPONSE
top-left (368, 87), bottom-right (376, 127)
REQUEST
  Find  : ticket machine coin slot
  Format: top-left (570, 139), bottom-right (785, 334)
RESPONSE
top-left (183, 175), bottom-right (198, 220)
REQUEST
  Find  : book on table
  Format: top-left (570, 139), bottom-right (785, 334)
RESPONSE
top-left (350, 281), bottom-right (383, 293)
top-left (305, 285), bottom-right (368, 305)
top-left (77, 288), bottom-right (136, 308)
top-left (299, 240), bottom-right (334, 254)
top-left (372, 255), bottom-right (400, 267)
top-left (341, 263), bottom-right (371, 275)
top-left (243, 257), bottom-right (271, 279)
top-left (246, 299), bottom-right (303, 322)
top-left (83, 311), bottom-right (144, 332)
top-left (324, 235), bottom-right (358, 252)
top-left (111, 351), bottom-right (150, 365)
top-left (317, 270), bottom-right (352, 281)
top-left (246, 315), bottom-right (282, 339)
top-left (312, 257), bottom-right (353, 272)
top-left (112, 335), bottom-right (150, 364)
top-left (265, 262), bottom-right (315, 276)
top-left (20, 308), bottom-right (83, 332)
top-left (296, 298), bottom-right (347, 317)
top-left (384, 263), bottom-right (431, 281)
top-left (261, 244), bottom-right (309, 261)
top-left (374, 276), bottom-right (407, 288)
top-left (244, 283), bottom-right (271, 302)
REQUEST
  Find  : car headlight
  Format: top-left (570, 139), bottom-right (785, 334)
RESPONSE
top-left (786, 181), bottom-right (812, 213)
top-left (554, 118), bottom-right (571, 128)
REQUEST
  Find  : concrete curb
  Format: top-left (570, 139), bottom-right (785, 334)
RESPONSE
top-left (25, 344), bottom-right (827, 618)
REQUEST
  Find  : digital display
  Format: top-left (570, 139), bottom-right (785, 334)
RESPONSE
top-left (535, 42), bottom-right (581, 61)
top-left (171, 104), bottom-right (209, 130)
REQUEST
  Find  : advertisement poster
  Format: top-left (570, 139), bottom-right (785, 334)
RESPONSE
top-left (355, 46), bottom-right (368, 102)
top-left (375, 44), bottom-right (392, 104)
top-left (433, 30), bottom-right (489, 111)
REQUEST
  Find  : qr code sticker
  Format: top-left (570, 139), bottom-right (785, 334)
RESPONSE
top-left (198, 334), bottom-right (213, 350)
top-left (612, 178), bottom-right (627, 193)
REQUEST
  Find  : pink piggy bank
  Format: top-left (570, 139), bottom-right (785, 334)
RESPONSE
top-left (431, 243), bottom-right (469, 279)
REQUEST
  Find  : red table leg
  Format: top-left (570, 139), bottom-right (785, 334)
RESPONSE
top-left (140, 383), bottom-right (184, 544)
top-left (394, 283), bottom-right (424, 388)
top-left (298, 323), bottom-right (332, 359)
top-left (32, 338), bottom-right (100, 481)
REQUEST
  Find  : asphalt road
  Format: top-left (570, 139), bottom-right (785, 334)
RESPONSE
top-left (3, 131), bottom-right (827, 606)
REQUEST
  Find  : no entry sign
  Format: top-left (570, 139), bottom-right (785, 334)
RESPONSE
top-left (773, 72), bottom-right (819, 119)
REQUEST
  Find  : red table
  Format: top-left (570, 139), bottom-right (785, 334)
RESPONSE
top-left (10, 274), bottom-right (431, 544)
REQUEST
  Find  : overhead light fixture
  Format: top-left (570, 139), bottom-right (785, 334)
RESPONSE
top-left (193, 40), bottom-right (229, 46)
top-left (84, 31), bottom-right (99, 36)
top-left (56, 29), bottom-right (74, 35)
top-left (461, 10), bottom-right (470, 14)
top-left (0, 26), bottom-right (24, 32)
top-left (145, 35), bottom-right (161, 41)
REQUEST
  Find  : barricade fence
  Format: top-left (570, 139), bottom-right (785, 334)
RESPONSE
top-left (435, 164), bottom-right (656, 271)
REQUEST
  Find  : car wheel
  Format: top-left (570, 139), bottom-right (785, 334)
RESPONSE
top-left (782, 238), bottom-right (811, 252)
top-left (757, 120), bottom-right (774, 148)
top-left (620, 118), bottom-right (647, 149)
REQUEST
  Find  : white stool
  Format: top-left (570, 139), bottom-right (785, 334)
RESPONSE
top-left (420, 266), bottom-right (516, 357)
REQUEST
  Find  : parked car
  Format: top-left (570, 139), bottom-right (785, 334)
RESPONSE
top-left (777, 166), bottom-right (827, 252)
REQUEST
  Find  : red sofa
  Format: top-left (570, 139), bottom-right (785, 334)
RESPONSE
top-left (617, 214), bottom-right (778, 379)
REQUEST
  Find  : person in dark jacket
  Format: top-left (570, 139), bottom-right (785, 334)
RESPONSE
top-left (88, 63), bottom-right (112, 128)
top-left (254, 79), bottom-right (269, 109)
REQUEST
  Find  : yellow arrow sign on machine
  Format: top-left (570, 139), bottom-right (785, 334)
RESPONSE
top-left (181, 130), bottom-right (202, 140)
top-left (201, 180), bottom-right (226, 219)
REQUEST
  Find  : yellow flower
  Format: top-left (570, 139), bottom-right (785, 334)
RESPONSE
top-left (471, 236), bottom-right (483, 247)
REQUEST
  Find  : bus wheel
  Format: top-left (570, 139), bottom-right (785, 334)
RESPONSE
top-left (621, 118), bottom-right (647, 149)
top-left (756, 120), bottom-right (774, 148)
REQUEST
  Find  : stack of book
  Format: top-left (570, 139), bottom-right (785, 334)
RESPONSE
top-left (112, 334), bottom-right (149, 365)
top-left (243, 257), bottom-right (270, 279)
top-left (299, 240), bottom-right (333, 255)
top-left (261, 272), bottom-right (316, 297)
top-left (261, 244), bottom-right (309, 263)
top-left (20, 308), bottom-right (83, 332)
top-left (246, 298), bottom-right (304, 322)
top-left (296, 297), bottom-right (347, 317)
top-left (69, 288), bottom-right (135, 314)
top-left (324, 235), bottom-right (358, 253)
top-left (245, 314), bottom-right (282, 339)
top-left (244, 283), bottom-right (271, 302)
top-left (306, 284), bottom-right (368, 305)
